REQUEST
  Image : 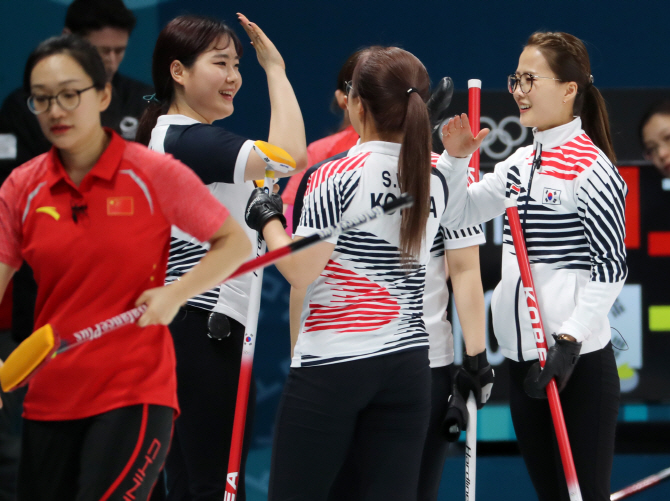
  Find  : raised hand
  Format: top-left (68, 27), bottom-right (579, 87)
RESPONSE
top-left (237, 13), bottom-right (285, 72)
top-left (441, 113), bottom-right (489, 159)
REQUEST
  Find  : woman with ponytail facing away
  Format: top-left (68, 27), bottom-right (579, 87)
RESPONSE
top-left (245, 46), bottom-right (491, 501)
top-left (439, 32), bottom-right (625, 501)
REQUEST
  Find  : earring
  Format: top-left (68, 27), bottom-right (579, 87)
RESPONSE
top-left (562, 100), bottom-right (566, 104)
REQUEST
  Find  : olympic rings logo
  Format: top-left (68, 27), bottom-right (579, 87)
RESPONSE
top-left (480, 116), bottom-right (529, 160)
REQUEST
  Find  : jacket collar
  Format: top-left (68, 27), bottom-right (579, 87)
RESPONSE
top-left (156, 114), bottom-right (201, 127)
top-left (46, 128), bottom-right (125, 189)
top-left (532, 117), bottom-right (584, 150)
top-left (347, 140), bottom-right (401, 157)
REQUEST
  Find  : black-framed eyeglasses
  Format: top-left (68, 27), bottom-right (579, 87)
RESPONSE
top-left (27, 85), bottom-right (96, 115)
top-left (507, 73), bottom-right (562, 94)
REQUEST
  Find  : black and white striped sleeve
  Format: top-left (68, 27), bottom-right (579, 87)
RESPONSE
top-left (442, 224), bottom-right (486, 250)
top-left (295, 170), bottom-right (359, 244)
top-left (558, 156), bottom-right (628, 343)
top-left (576, 156), bottom-right (628, 283)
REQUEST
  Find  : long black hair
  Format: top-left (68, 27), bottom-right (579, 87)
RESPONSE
top-left (350, 46), bottom-right (432, 261)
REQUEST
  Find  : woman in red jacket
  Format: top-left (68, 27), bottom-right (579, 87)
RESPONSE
top-left (0, 34), bottom-right (250, 501)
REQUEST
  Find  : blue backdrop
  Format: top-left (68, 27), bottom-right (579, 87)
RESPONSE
top-left (3, 2), bottom-right (670, 498)
top-left (3, 0), bottom-right (670, 145)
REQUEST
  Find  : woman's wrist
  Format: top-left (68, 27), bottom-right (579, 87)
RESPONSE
top-left (264, 64), bottom-right (287, 78)
top-left (163, 280), bottom-right (192, 308)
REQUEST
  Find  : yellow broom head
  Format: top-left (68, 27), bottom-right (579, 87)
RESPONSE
top-left (0, 324), bottom-right (57, 392)
top-left (252, 140), bottom-right (296, 174)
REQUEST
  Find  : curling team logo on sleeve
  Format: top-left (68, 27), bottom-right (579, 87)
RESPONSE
top-left (542, 188), bottom-right (561, 205)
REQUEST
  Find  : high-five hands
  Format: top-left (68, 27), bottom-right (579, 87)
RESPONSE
top-left (441, 113), bottom-right (489, 158)
top-left (237, 13), bottom-right (285, 72)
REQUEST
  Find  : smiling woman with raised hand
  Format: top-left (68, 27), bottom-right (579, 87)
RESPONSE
top-left (0, 34), bottom-right (250, 501)
top-left (438, 32), bottom-right (625, 501)
top-left (136, 13), bottom-right (307, 501)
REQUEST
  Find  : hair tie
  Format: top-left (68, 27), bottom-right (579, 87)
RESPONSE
top-left (588, 75), bottom-right (594, 85)
top-left (143, 93), bottom-right (162, 104)
top-left (407, 87), bottom-right (418, 96)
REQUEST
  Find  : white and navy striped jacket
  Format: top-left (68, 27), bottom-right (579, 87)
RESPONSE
top-left (148, 114), bottom-right (256, 325)
top-left (439, 118), bottom-right (627, 361)
top-left (293, 141), bottom-right (456, 367)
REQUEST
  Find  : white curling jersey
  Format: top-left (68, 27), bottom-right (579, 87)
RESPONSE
top-left (148, 114), bottom-right (256, 325)
top-left (293, 141), bottom-right (451, 367)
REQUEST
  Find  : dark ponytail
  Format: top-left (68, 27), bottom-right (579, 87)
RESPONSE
top-left (581, 85), bottom-right (616, 163)
top-left (400, 91), bottom-right (432, 261)
top-left (526, 32), bottom-right (616, 163)
top-left (352, 47), bottom-right (431, 262)
top-left (136, 101), bottom-right (168, 146)
top-left (136, 15), bottom-right (243, 146)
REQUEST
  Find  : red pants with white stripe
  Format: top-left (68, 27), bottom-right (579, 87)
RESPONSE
top-left (18, 404), bottom-right (173, 501)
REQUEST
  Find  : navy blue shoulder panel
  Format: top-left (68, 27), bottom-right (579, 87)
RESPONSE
top-left (163, 123), bottom-right (248, 185)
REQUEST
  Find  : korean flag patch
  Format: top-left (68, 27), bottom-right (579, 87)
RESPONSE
top-left (543, 188), bottom-right (561, 205)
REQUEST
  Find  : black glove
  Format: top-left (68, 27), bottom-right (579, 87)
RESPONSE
top-left (454, 350), bottom-right (494, 410)
top-left (524, 334), bottom-right (582, 399)
top-left (441, 383), bottom-right (469, 442)
top-left (426, 76), bottom-right (454, 153)
top-left (245, 187), bottom-right (286, 236)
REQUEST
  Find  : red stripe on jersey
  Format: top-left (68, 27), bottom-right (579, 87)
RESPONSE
top-left (305, 153), bottom-right (371, 195)
top-left (304, 260), bottom-right (400, 333)
top-left (535, 134), bottom-right (600, 180)
top-left (431, 152), bottom-right (440, 168)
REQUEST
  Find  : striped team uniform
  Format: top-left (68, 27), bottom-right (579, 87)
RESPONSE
top-left (438, 117), bottom-right (627, 361)
top-left (147, 115), bottom-right (258, 499)
top-left (148, 114), bottom-right (256, 323)
top-left (293, 142), bottom-right (453, 367)
top-left (439, 116), bottom-right (626, 501)
top-left (291, 151), bottom-right (485, 368)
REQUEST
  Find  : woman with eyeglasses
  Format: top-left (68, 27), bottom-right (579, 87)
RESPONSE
top-left (0, 34), bottom-right (251, 501)
top-left (439, 32), bottom-right (625, 501)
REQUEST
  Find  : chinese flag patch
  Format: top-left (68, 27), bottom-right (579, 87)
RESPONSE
top-left (107, 197), bottom-right (134, 216)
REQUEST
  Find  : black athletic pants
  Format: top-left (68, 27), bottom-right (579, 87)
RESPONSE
top-left (328, 365), bottom-right (453, 501)
top-left (509, 343), bottom-right (620, 501)
top-left (269, 349), bottom-right (431, 501)
top-left (165, 308), bottom-right (255, 501)
top-left (18, 404), bottom-right (173, 501)
top-left (418, 365), bottom-right (453, 501)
